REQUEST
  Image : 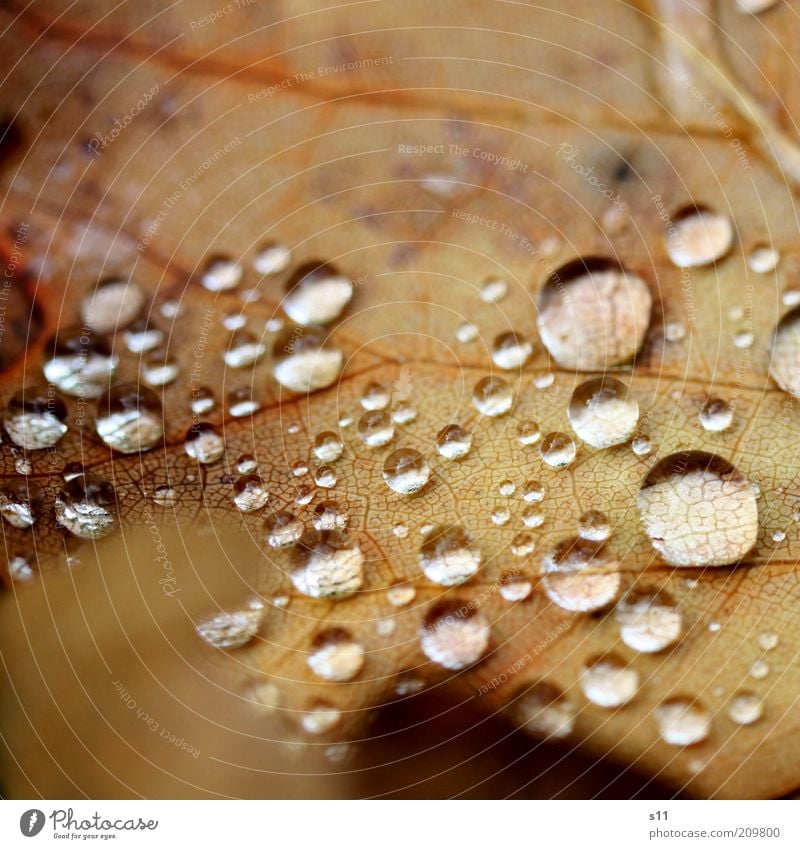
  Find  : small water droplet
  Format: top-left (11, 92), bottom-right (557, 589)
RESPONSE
top-left (491, 331), bottom-right (532, 370)
top-left (361, 382), bottom-right (390, 410)
top-left (540, 537), bottom-right (620, 612)
top-left (511, 531), bottom-right (535, 556)
top-left (184, 422), bottom-right (225, 464)
top-left (196, 598), bottom-right (265, 649)
top-left (522, 506), bottom-right (544, 528)
top-left (253, 241), bottom-right (292, 275)
top-left (3, 387), bottom-right (68, 450)
top-left (201, 255), bottom-right (243, 292)
top-left (420, 524), bottom-right (481, 586)
top-left (391, 401), bottom-right (417, 424)
top-left (480, 276), bottom-right (508, 303)
top-left (615, 589), bottom-right (682, 653)
top-left (747, 244), bottom-right (779, 273)
top-left (757, 631), bottom-right (778, 651)
top-left (533, 372), bottom-right (554, 389)
top-left (499, 571), bottom-right (533, 601)
top-left (664, 321), bottom-right (687, 343)
top-left (498, 479), bottom-right (516, 497)
top-left (312, 501), bottom-right (347, 531)
top-left (699, 398), bottom-right (733, 432)
top-left (392, 522), bottom-right (409, 538)
top-left (522, 480), bottom-right (545, 502)
top-left (750, 659), bottom-right (769, 679)
top-left (632, 435), bottom-right (652, 456)
top-left (96, 383), bottom-right (163, 453)
top-left (140, 349), bottom-right (179, 386)
top-left (301, 702), bottom-right (342, 734)
top-left (514, 682), bottom-right (575, 740)
top-left (233, 474), bottom-right (269, 512)
top-left (0, 478), bottom-right (45, 528)
top-left (313, 431), bottom-right (344, 462)
top-left (734, 330), bottom-right (754, 349)
top-left (227, 387), bottom-right (260, 417)
top-left (491, 507), bottom-right (511, 525)
top-left (472, 376), bottom-right (513, 417)
top-left (43, 328), bottom-right (117, 398)
top-left (419, 601), bottom-right (489, 670)
top-left (581, 654), bottom-right (639, 707)
top-left (358, 410), bottom-right (394, 447)
top-left (383, 448), bottom-right (430, 494)
top-left (436, 423), bottom-right (472, 459)
top-left (14, 457), bottom-right (32, 475)
top-left (314, 465), bottom-right (338, 488)
top-left (272, 327), bottom-right (344, 393)
top-left (517, 421), bottom-right (541, 446)
top-left (191, 386), bottom-right (216, 415)
top-left (81, 278), bottom-right (145, 334)
top-left (568, 377), bottom-right (639, 448)
top-left (308, 629), bottom-right (364, 682)
top-left (540, 432), bottom-right (576, 468)
top-left (387, 584), bottom-right (416, 606)
top-left (578, 509), bottom-right (611, 542)
top-left (264, 510), bottom-right (303, 548)
top-left (655, 698), bottom-right (710, 745)
top-left (728, 692), bottom-right (763, 725)
top-left (456, 321), bottom-right (478, 343)
top-left (54, 473), bottom-right (117, 539)
top-left (290, 530), bottom-right (364, 598)
top-left (284, 261), bottom-right (353, 325)
top-left (9, 554), bottom-right (35, 582)
top-left (223, 330), bottom-right (266, 368)
top-left (665, 207), bottom-right (733, 268)
top-left (153, 485), bottom-right (178, 507)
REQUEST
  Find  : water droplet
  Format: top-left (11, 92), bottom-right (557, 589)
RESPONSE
top-left (511, 531), bottom-right (535, 556)
top-left (392, 523), bottom-right (409, 538)
top-left (376, 617), bottom-right (396, 636)
top-left (748, 244), bottom-right (779, 273)
top-left (223, 330), bottom-right (266, 368)
top-left (290, 530), bottom-right (364, 598)
top-left (314, 465), bottom-right (337, 488)
top-left (615, 589), bottom-right (682, 653)
top-left (655, 698), bottom-right (710, 745)
top-left (537, 258), bottom-right (652, 369)
top-left (62, 461), bottom-right (84, 481)
top-left (783, 289), bottom-right (800, 307)
top-left (201, 255), bottom-right (243, 292)
top-left (222, 313), bottom-right (247, 331)
top-left (472, 376), bottom-right (513, 416)
top-left (361, 382), bottom-right (390, 410)
top-left (184, 422), bottom-right (225, 464)
top-left (664, 321), bottom-right (687, 343)
top-left (54, 473), bottom-right (117, 539)
top-left (757, 631), bottom-right (778, 651)
top-left (95, 383), bottom-right (163, 453)
top-left (517, 421), bottom-right (541, 446)
top-left (578, 509), bottom-right (611, 542)
top-left (540, 432), bottom-right (576, 468)
top-left (153, 485), bottom-right (178, 507)
top-left (522, 480), bottom-right (545, 502)
top-left (534, 372), bottom-right (554, 389)
top-left (300, 702), bottom-right (341, 734)
top-left (3, 387), bottom-right (68, 450)
top-left (636, 451), bottom-right (758, 567)
top-left (498, 480), bottom-right (516, 497)
top-left (522, 507), bottom-right (544, 528)
top-left (581, 654), bottom-right (639, 709)
top-left (307, 629), bottom-right (364, 682)
top-left (456, 321), bottom-right (478, 343)
top-left (419, 524), bottom-right (481, 585)
top-left (272, 327), bottom-right (343, 393)
top-left (283, 261), bottom-right (353, 325)
top-left (264, 510), bottom-right (303, 548)
top-left (9, 554), bottom-right (35, 582)
top-left (772, 529), bottom-right (786, 543)
top-left (665, 207), bottom-right (733, 267)
top-left (0, 478), bottom-right (45, 528)
top-left (734, 330), bottom-right (754, 349)
top-left (196, 598), bottom-right (264, 649)
top-left (736, 0), bottom-right (779, 13)
top-left (383, 448), bottom-right (430, 494)
top-left (358, 410), bottom-right (394, 447)
top-left (312, 501), bottom-right (347, 531)
top-left (313, 431), bottom-right (344, 462)
top-left (728, 692), bottom-right (763, 725)
top-left (419, 601), bottom-right (489, 670)
top-left (491, 331), bottom-right (532, 370)
top-left (750, 659), bottom-right (769, 679)
top-left (81, 278), bottom-right (145, 334)
top-left (391, 402), bottom-right (417, 424)
top-left (499, 571), bottom-right (533, 601)
top-left (291, 460), bottom-right (309, 477)
top-left (233, 474), bottom-right (269, 512)
top-left (514, 682), bottom-right (575, 740)
top-left (253, 241), bottom-right (292, 275)
top-left (568, 377), bottom-right (639, 448)
top-left (632, 435), bottom-right (652, 456)
top-left (436, 423), bottom-right (472, 459)
top-left (191, 386), bottom-right (216, 415)
top-left (140, 349), bottom-right (179, 386)
top-left (123, 319), bottom-right (164, 353)
top-left (769, 306), bottom-right (800, 398)
top-left (491, 507), bottom-right (511, 525)
top-left (540, 537), bottom-right (620, 612)
top-left (387, 585), bottom-right (416, 606)
top-left (227, 387), bottom-right (260, 417)
top-left (43, 328), bottom-right (117, 398)
top-left (480, 276), bottom-right (508, 303)
top-left (699, 398), bottom-right (733, 432)
top-left (294, 484), bottom-right (314, 506)
top-left (15, 457), bottom-right (32, 475)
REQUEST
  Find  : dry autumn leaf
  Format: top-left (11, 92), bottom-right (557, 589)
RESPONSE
top-left (1, 0), bottom-right (799, 801)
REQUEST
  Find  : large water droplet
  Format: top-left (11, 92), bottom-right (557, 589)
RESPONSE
top-left (283, 261), bottom-right (353, 325)
top-left (43, 328), bottom-right (117, 398)
top-left (472, 376), bottom-right (513, 416)
top-left (196, 598), bottom-right (264, 649)
top-left (3, 387), bottom-right (68, 450)
top-left (665, 207), bottom-right (733, 268)
top-left (536, 258), bottom-right (652, 369)
top-left (615, 589), bottom-right (682, 653)
top-left (54, 473), bottom-right (117, 539)
top-left (514, 682), bottom-right (575, 740)
top-left (568, 377), bottom-right (638, 448)
top-left (581, 654), bottom-right (639, 707)
top-left (272, 327), bottom-right (344, 393)
top-left (655, 698), bottom-right (710, 745)
top-left (308, 629), bottom-right (364, 682)
top-left (539, 537), bottom-right (620, 612)
top-left (81, 278), bottom-right (145, 334)
top-left (96, 383), bottom-right (163, 453)
top-left (383, 448), bottom-right (430, 494)
top-left (636, 451), bottom-right (758, 567)
top-left (419, 524), bottom-right (481, 586)
top-left (419, 601), bottom-right (489, 670)
top-left (290, 530), bottom-right (364, 598)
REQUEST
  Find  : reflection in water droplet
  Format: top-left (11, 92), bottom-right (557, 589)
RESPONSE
top-left (436, 424), bottom-right (472, 459)
top-left (665, 207), bottom-right (733, 268)
top-left (264, 511), bottom-right (303, 548)
top-left (391, 401), bottom-right (417, 424)
top-left (419, 524), bottom-right (481, 586)
top-left (636, 451), bottom-right (758, 567)
top-left (581, 654), bottom-right (639, 708)
top-left (184, 422), bottom-right (225, 464)
top-left (3, 387), bottom-right (68, 450)
top-left (308, 629), bottom-right (364, 682)
top-left (491, 331), bottom-right (532, 370)
top-left (43, 328), bottom-right (117, 398)
top-left (655, 698), bottom-right (710, 746)
top-left (728, 692), bottom-right (763, 725)
top-left (290, 530), bottom-right (364, 598)
top-left (96, 384), bottom-right (163, 453)
top-left (699, 398), bottom-right (733, 432)
top-left (514, 682), bottom-right (575, 740)
top-left (358, 410), bottom-right (394, 447)
top-left (540, 432), bottom-right (576, 468)
top-left (536, 258), bottom-right (652, 369)
top-left (615, 589), bottom-right (682, 653)
top-left (539, 537), bottom-right (620, 612)
top-left (54, 473), bottom-right (117, 539)
top-left (568, 377), bottom-right (638, 448)
top-left (81, 278), bottom-right (145, 334)
top-left (272, 327), bottom-right (344, 393)
top-left (383, 448), bottom-right (430, 494)
top-left (473, 376), bottom-right (513, 417)
top-left (201, 255), bottom-right (243, 292)
top-left (313, 431), bottom-right (344, 462)
top-left (253, 242), bottom-right (292, 275)
top-left (0, 479), bottom-right (45, 528)
top-left (284, 262), bottom-right (353, 325)
top-left (196, 599), bottom-right (265, 649)
top-left (233, 475), bottom-right (269, 512)
top-left (420, 601), bottom-right (489, 670)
